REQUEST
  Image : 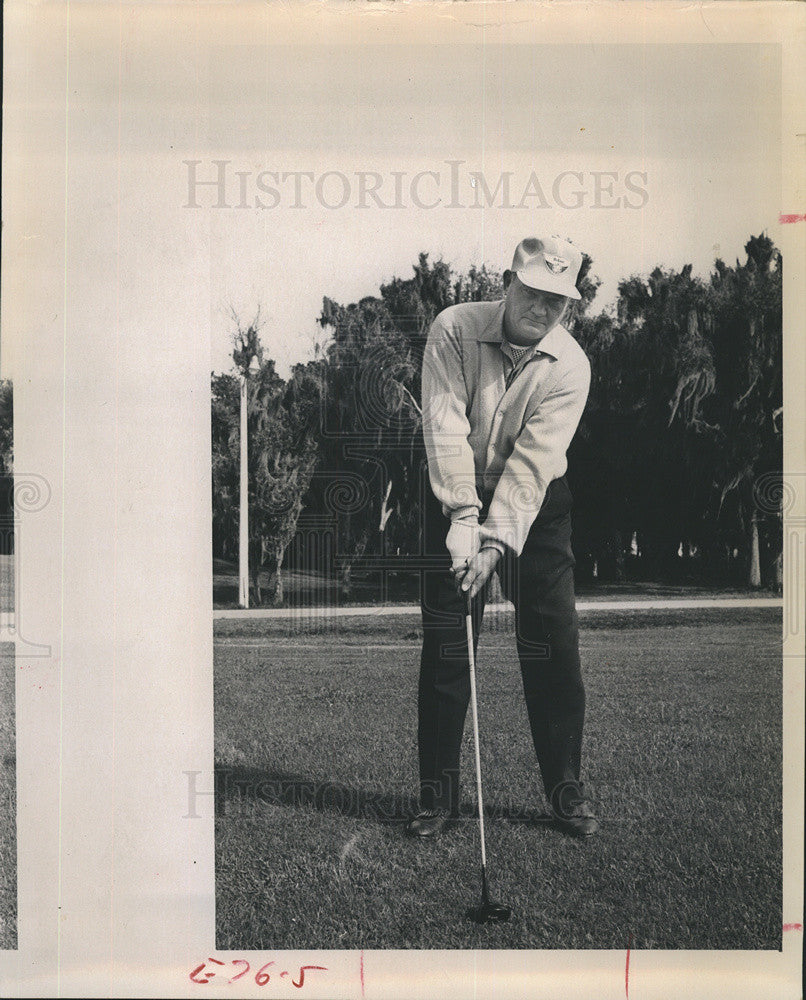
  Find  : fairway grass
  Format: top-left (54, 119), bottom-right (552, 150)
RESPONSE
top-left (214, 608), bottom-right (782, 950)
top-left (0, 643), bottom-right (16, 950)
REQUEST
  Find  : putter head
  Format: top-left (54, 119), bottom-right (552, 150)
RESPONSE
top-left (465, 901), bottom-right (512, 924)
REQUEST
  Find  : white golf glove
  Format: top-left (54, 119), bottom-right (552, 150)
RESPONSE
top-left (445, 516), bottom-right (481, 574)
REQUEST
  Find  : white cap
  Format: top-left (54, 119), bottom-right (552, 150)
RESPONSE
top-left (511, 236), bottom-right (582, 300)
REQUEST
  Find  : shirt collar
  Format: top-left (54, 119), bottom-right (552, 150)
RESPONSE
top-left (477, 300), bottom-right (564, 360)
top-left (501, 338), bottom-right (538, 364)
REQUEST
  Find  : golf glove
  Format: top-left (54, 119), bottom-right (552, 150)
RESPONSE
top-left (446, 516), bottom-right (480, 573)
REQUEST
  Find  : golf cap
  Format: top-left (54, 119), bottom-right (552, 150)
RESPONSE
top-left (511, 236), bottom-right (582, 300)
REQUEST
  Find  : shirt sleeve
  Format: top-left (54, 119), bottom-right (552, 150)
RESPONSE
top-left (479, 354), bottom-right (591, 556)
top-left (421, 314), bottom-right (482, 522)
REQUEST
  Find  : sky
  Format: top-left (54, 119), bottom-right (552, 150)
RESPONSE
top-left (197, 39), bottom-right (780, 375)
top-left (0, 12), bottom-right (783, 382)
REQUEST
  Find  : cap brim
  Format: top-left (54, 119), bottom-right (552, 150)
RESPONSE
top-left (517, 266), bottom-right (581, 300)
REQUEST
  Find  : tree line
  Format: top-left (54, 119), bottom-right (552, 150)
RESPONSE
top-left (211, 235), bottom-right (783, 605)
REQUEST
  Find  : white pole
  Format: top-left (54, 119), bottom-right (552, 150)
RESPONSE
top-left (238, 372), bottom-right (249, 608)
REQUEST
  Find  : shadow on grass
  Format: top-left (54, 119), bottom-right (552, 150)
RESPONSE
top-left (214, 764), bottom-right (554, 828)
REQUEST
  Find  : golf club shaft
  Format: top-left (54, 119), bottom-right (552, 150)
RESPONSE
top-left (465, 601), bottom-right (487, 872)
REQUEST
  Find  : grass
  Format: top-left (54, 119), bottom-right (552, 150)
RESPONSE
top-left (0, 643), bottom-right (17, 949)
top-left (214, 606), bottom-right (782, 950)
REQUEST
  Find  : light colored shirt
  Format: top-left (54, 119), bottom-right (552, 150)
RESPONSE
top-left (421, 300), bottom-right (591, 557)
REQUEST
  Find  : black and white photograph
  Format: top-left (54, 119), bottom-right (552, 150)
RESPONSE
top-left (209, 24), bottom-right (787, 952)
top-left (1, 1), bottom-right (804, 997)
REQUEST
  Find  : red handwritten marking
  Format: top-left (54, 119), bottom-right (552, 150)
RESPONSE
top-left (189, 959), bottom-right (327, 988)
top-left (189, 963), bottom-right (209, 985)
top-left (255, 962), bottom-right (275, 987)
top-left (625, 934), bottom-right (633, 998)
top-left (229, 959), bottom-right (249, 984)
top-left (189, 957), bottom-right (225, 984)
top-left (783, 922), bottom-right (803, 932)
top-left (293, 966), bottom-right (327, 989)
top-left (779, 214), bottom-right (806, 224)
top-left (360, 950), bottom-right (365, 997)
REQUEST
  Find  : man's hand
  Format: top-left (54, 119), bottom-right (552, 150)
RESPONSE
top-left (445, 518), bottom-right (480, 575)
top-left (454, 547), bottom-right (502, 599)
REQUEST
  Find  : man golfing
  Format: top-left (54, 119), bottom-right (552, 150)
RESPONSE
top-left (408, 235), bottom-right (597, 844)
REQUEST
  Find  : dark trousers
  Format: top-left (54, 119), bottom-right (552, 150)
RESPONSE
top-left (417, 476), bottom-right (585, 814)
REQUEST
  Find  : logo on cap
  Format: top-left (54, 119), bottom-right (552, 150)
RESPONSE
top-left (544, 254), bottom-right (569, 275)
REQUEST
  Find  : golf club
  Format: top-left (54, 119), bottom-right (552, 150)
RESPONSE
top-left (463, 589), bottom-right (512, 924)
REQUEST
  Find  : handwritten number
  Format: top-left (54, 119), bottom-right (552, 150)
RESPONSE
top-left (229, 960), bottom-right (250, 984)
top-left (190, 958), bottom-right (326, 989)
top-left (255, 961), bottom-right (275, 986)
top-left (292, 965), bottom-right (327, 989)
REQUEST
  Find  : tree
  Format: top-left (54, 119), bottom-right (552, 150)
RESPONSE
top-left (564, 251), bottom-right (601, 333)
top-left (251, 360), bottom-right (321, 604)
top-left (706, 235), bottom-right (783, 587)
top-left (315, 293), bottom-right (421, 594)
top-left (211, 318), bottom-right (322, 606)
top-left (570, 261), bottom-right (718, 580)
top-left (211, 372), bottom-right (239, 561)
top-left (452, 263), bottom-right (504, 304)
top-left (0, 381), bottom-right (13, 474)
top-left (0, 380), bottom-right (12, 558)
top-left (571, 236), bottom-right (782, 588)
top-left (214, 237), bottom-right (782, 599)
top-left (615, 263), bottom-right (717, 577)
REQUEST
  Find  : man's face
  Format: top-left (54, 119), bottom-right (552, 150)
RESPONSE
top-left (503, 276), bottom-right (568, 345)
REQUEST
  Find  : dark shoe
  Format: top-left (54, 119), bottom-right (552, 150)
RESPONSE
top-left (406, 808), bottom-right (451, 839)
top-left (551, 782), bottom-right (600, 839)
